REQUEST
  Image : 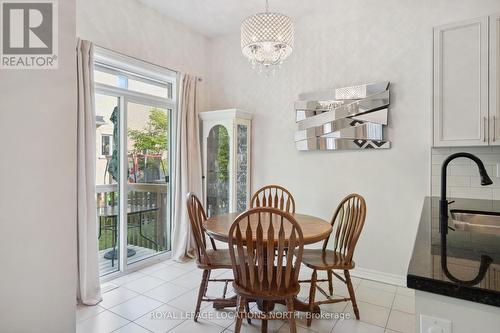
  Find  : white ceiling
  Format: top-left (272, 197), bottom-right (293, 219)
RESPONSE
top-left (137, 0), bottom-right (325, 38)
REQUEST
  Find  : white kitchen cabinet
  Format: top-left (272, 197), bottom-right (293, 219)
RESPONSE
top-left (433, 17), bottom-right (489, 147)
top-left (200, 109), bottom-right (252, 216)
top-left (491, 13), bottom-right (500, 146)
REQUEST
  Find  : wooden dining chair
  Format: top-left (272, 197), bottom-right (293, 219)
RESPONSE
top-left (228, 207), bottom-right (304, 333)
top-left (250, 185), bottom-right (296, 214)
top-left (302, 194), bottom-right (367, 326)
top-left (186, 193), bottom-right (235, 322)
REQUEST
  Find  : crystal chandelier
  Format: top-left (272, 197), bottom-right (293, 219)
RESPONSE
top-left (240, 0), bottom-right (294, 74)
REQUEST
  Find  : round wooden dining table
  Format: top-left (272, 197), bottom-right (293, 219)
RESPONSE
top-left (204, 211), bottom-right (332, 313)
top-left (204, 212), bottom-right (332, 244)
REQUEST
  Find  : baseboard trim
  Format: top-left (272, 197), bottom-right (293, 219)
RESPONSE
top-left (351, 267), bottom-right (406, 287)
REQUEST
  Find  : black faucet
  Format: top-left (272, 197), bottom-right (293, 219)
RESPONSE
top-left (440, 152), bottom-right (493, 234)
top-left (439, 152), bottom-right (493, 286)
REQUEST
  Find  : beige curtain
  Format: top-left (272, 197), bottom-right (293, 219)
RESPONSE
top-left (172, 74), bottom-right (203, 261)
top-left (76, 39), bottom-right (102, 305)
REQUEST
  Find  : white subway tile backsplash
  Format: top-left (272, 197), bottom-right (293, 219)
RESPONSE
top-left (432, 186), bottom-right (450, 196)
top-left (449, 176), bottom-right (471, 187)
top-left (431, 164), bottom-right (441, 176)
top-left (449, 165), bottom-right (478, 176)
top-left (450, 187), bottom-right (493, 200)
top-left (431, 148), bottom-right (452, 155)
top-left (432, 147), bottom-right (500, 200)
top-left (450, 147), bottom-right (495, 154)
top-left (431, 155), bottom-right (471, 165)
top-left (432, 176), bottom-right (470, 187)
top-left (431, 187), bottom-right (439, 196)
top-left (471, 154), bottom-right (500, 164)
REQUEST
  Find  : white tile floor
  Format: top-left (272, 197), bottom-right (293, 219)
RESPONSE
top-left (77, 259), bottom-right (415, 333)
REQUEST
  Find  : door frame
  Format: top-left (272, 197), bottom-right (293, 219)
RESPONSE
top-left (94, 50), bottom-right (177, 278)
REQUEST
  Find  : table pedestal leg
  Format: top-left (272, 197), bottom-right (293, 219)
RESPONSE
top-left (256, 299), bottom-right (275, 312)
top-left (212, 297), bottom-right (320, 314)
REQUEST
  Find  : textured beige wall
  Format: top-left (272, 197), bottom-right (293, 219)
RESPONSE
top-left (0, 0), bottom-right (77, 332)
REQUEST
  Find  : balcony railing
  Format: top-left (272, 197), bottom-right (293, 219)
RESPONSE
top-left (96, 183), bottom-right (169, 255)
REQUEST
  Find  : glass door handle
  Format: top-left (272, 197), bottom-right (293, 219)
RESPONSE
top-left (484, 117), bottom-right (487, 142)
top-left (494, 116), bottom-right (497, 142)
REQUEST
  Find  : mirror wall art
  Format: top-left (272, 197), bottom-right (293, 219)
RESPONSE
top-left (295, 82), bottom-right (391, 151)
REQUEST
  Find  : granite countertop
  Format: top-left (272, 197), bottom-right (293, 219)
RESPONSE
top-left (407, 197), bottom-right (500, 307)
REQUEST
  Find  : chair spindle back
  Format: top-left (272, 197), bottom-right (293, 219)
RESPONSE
top-left (228, 208), bottom-right (304, 293)
top-left (186, 193), bottom-right (210, 264)
top-left (323, 194), bottom-right (366, 263)
top-left (250, 185), bottom-right (296, 214)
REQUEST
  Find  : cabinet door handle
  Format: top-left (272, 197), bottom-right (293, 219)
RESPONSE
top-left (484, 117), bottom-right (487, 142)
top-left (494, 116), bottom-right (497, 142)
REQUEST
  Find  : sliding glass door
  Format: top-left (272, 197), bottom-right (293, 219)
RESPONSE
top-left (93, 48), bottom-right (176, 277)
top-left (95, 93), bottom-right (122, 276)
top-left (126, 102), bottom-right (171, 265)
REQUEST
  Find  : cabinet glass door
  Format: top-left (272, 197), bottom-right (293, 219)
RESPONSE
top-left (236, 124), bottom-right (249, 212)
top-left (206, 125), bottom-right (230, 217)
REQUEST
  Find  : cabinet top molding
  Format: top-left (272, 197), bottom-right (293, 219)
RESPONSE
top-left (199, 109), bottom-right (253, 121)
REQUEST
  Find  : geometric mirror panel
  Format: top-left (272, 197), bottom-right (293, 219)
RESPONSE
top-left (295, 82), bottom-right (391, 150)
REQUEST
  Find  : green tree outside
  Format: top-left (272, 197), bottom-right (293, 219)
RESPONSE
top-left (128, 108), bottom-right (168, 176)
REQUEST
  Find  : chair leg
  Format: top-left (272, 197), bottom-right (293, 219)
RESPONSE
top-left (286, 298), bottom-right (297, 333)
top-left (327, 269), bottom-right (334, 295)
top-left (345, 270), bottom-right (359, 320)
top-left (203, 270), bottom-right (211, 297)
top-left (261, 316), bottom-right (268, 333)
top-left (307, 270), bottom-right (317, 327)
top-left (245, 301), bottom-right (251, 324)
top-left (234, 296), bottom-right (245, 333)
top-left (194, 269), bottom-right (209, 322)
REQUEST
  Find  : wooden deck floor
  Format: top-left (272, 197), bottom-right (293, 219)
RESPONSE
top-left (99, 245), bottom-right (158, 276)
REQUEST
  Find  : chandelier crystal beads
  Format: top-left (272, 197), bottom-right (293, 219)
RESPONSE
top-left (240, 1), bottom-right (294, 73)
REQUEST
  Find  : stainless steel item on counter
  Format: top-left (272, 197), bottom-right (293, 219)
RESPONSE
top-left (295, 82), bottom-right (391, 151)
top-left (450, 209), bottom-right (500, 235)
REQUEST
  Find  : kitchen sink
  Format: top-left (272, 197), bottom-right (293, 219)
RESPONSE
top-left (450, 209), bottom-right (500, 235)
